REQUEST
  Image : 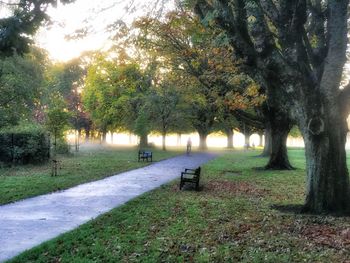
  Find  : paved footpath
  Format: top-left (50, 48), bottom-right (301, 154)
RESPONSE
top-left (0, 153), bottom-right (217, 262)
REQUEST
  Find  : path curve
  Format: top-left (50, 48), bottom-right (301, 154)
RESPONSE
top-left (0, 153), bottom-right (217, 262)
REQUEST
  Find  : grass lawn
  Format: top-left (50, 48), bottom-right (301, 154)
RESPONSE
top-left (8, 148), bottom-right (350, 262)
top-left (0, 144), bottom-right (182, 205)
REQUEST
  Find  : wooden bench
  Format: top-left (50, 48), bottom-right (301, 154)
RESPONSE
top-left (138, 150), bottom-right (153, 162)
top-left (180, 167), bottom-right (201, 191)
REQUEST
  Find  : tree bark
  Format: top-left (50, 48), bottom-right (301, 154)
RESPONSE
top-left (244, 132), bottom-right (251, 149)
top-left (177, 133), bottom-right (181, 146)
top-left (258, 133), bottom-right (263, 147)
top-left (75, 129), bottom-right (81, 152)
top-left (162, 131), bottom-right (166, 151)
top-left (139, 134), bottom-right (148, 148)
top-left (260, 128), bottom-right (271, 157)
top-left (110, 132), bottom-right (113, 144)
top-left (264, 111), bottom-right (294, 170)
top-left (225, 128), bottom-right (234, 148)
top-left (129, 133), bottom-right (133, 145)
top-left (85, 129), bottom-right (90, 142)
top-left (102, 130), bottom-right (107, 144)
top-left (198, 131), bottom-right (208, 150)
top-left (300, 107), bottom-right (350, 214)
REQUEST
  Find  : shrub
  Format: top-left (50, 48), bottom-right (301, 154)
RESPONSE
top-left (0, 124), bottom-right (50, 165)
top-left (55, 138), bottom-right (70, 154)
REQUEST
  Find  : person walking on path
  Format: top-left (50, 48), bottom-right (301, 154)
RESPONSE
top-left (186, 137), bottom-right (192, 155)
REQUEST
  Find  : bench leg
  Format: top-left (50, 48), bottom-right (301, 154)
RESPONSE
top-left (195, 181), bottom-right (199, 191)
top-left (180, 181), bottom-right (184, 190)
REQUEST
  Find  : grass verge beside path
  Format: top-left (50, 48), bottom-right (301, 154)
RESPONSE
top-left (0, 145), bottom-right (182, 205)
top-left (9, 149), bottom-right (350, 262)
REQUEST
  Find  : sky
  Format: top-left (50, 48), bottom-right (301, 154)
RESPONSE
top-left (36, 0), bottom-right (171, 62)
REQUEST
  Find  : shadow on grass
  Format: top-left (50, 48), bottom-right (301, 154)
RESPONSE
top-left (252, 166), bottom-right (268, 171)
top-left (271, 204), bottom-right (304, 214)
top-left (179, 184), bottom-right (204, 192)
top-left (252, 154), bottom-right (269, 158)
top-left (252, 166), bottom-right (298, 171)
top-left (271, 204), bottom-right (350, 217)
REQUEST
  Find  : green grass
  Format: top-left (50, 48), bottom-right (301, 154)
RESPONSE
top-left (8, 148), bottom-right (350, 262)
top-left (0, 144), bottom-right (182, 205)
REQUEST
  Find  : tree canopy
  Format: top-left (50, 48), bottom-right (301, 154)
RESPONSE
top-left (0, 0), bottom-right (74, 56)
top-left (0, 49), bottom-right (46, 128)
top-left (83, 52), bottom-right (155, 145)
top-left (194, 0), bottom-right (350, 214)
top-left (134, 10), bottom-right (266, 149)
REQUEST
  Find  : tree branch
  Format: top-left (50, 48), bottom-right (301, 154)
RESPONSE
top-left (195, 0), bottom-right (257, 65)
top-left (233, 109), bottom-right (265, 130)
top-left (320, 0), bottom-right (348, 96)
top-left (339, 82), bottom-right (350, 117)
top-left (259, 0), bottom-right (279, 24)
top-left (0, 1), bottom-right (19, 6)
top-left (305, 0), bottom-right (327, 80)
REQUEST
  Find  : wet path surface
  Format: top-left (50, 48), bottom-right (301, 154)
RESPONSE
top-left (0, 153), bottom-right (217, 262)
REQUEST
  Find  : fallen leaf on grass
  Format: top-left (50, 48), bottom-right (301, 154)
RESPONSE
top-left (204, 180), bottom-right (270, 198)
top-left (297, 224), bottom-right (350, 250)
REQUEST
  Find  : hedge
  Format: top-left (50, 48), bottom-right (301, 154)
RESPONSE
top-left (0, 125), bottom-right (50, 165)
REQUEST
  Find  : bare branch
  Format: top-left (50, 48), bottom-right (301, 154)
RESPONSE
top-left (0, 1), bottom-right (19, 6)
top-left (259, 0), bottom-right (279, 24)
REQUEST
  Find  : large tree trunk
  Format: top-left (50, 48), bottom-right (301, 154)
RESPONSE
top-left (244, 132), bottom-right (251, 148)
top-left (177, 133), bottom-right (181, 146)
top-left (162, 131), bottom-right (166, 151)
top-left (225, 128), bottom-right (234, 148)
top-left (111, 132), bottom-right (114, 144)
top-left (75, 129), bottom-right (81, 152)
top-left (198, 131), bottom-right (208, 150)
top-left (265, 111), bottom-right (293, 170)
top-left (85, 129), bottom-right (90, 142)
top-left (139, 134), bottom-right (148, 148)
top-left (129, 133), bottom-right (133, 145)
top-left (260, 128), bottom-right (271, 157)
top-left (258, 133), bottom-right (263, 147)
top-left (301, 106), bottom-right (350, 214)
top-left (102, 130), bottom-right (107, 144)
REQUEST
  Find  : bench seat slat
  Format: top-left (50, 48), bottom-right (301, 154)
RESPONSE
top-left (138, 150), bottom-right (153, 162)
top-left (180, 167), bottom-right (201, 191)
